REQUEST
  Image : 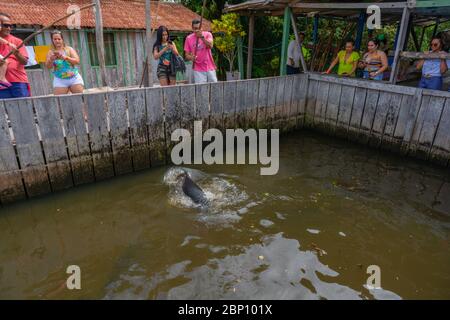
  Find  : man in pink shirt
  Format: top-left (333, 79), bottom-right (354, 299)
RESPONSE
top-left (0, 13), bottom-right (30, 99)
top-left (184, 19), bottom-right (217, 84)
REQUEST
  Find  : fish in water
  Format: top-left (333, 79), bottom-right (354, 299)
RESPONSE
top-left (177, 171), bottom-right (210, 207)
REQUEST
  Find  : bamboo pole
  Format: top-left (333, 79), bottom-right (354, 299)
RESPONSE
top-left (144, 0), bottom-right (153, 87)
top-left (246, 14), bottom-right (255, 79)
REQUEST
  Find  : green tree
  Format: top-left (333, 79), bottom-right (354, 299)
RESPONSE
top-left (212, 13), bottom-right (245, 72)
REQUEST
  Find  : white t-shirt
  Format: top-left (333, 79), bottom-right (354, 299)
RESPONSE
top-left (287, 40), bottom-right (302, 68)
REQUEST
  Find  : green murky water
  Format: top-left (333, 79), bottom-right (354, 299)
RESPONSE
top-left (0, 131), bottom-right (449, 299)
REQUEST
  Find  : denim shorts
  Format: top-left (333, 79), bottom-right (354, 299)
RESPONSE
top-left (0, 82), bottom-right (30, 99)
top-left (418, 76), bottom-right (443, 91)
top-left (363, 71), bottom-right (383, 81)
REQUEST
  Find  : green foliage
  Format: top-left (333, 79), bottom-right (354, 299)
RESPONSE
top-left (212, 13), bottom-right (245, 72)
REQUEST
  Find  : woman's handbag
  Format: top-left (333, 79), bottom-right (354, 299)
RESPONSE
top-left (171, 54), bottom-right (186, 74)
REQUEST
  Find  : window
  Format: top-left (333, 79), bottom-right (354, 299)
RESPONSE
top-left (12, 30), bottom-right (40, 70)
top-left (87, 32), bottom-right (117, 66)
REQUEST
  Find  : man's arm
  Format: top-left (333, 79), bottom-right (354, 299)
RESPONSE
top-left (9, 43), bottom-right (28, 65)
top-left (201, 32), bottom-right (213, 49)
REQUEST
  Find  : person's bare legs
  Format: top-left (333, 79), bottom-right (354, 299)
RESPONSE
top-left (159, 78), bottom-right (169, 86)
top-left (53, 87), bottom-right (70, 95)
top-left (168, 77), bottom-right (177, 86)
top-left (69, 84), bottom-right (84, 94)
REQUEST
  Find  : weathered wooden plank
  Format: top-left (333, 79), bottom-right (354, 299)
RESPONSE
top-left (5, 99), bottom-right (51, 197)
top-left (313, 81), bottom-right (330, 131)
top-left (163, 86), bottom-right (182, 163)
top-left (395, 89), bottom-right (423, 155)
top-left (78, 31), bottom-right (92, 89)
top-left (108, 91), bottom-right (133, 175)
top-left (34, 96), bottom-right (73, 191)
top-left (179, 84), bottom-right (196, 133)
top-left (246, 79), bottom-right (259, 129)
top-left (223, 81), bottom-right (236, 130)
top-left (324, 83), bottom-right (342, 133)
top-left (413, 95), bottom-right (446, 160)
top-left (348, 87), bottom-right (367, 139)
top-left (127, 89), bottom-right (150, 171)
top-left (59, 95), bottom-right (94, 185)
top-left (257, 78), bottom-right (269, 129)
top-left (359, 89), bottom-right (380, 144)
top-left (265, 77), bottom-right (278, 129)
top-left (195, 83), bottom-right (210, 130)
top-left (308, 73), bottom-right (417, 96)
top-left (430, 98), bottom-right (450, 166)
top-left (146, 87), bottom-right (166, 166)
top-left (296, 74), bottom-right (309, 128)
top-left (0, 101), bottom-right (26, 203)
top-left (305, 79), bottom-right (318, 127)
top-left (380, 93), bottom-right (404, 151)
top-left (272, 76), bottom-right (285, 130)
top-left (368, 91), bottom-right (393, 148)
top-left (336, 85), bottom-right (356, 138)
top-left (282, 75), bottom-right (293, 131)
top-left (85, 93), bottom-right (115, 180)
top-left (235, 81), bottom-right (248, 129)
top-left (134, 32), bottom-right (144, 86)
top-left (210, 82), bottom-right (224, 131)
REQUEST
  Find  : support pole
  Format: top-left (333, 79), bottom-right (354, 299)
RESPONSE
top-left (145, 0), bottom-right (153, 87)
top-left (290, 11), bottom-right (308, 73)
top-left (313, 15), bottom-right (319, 44)
top-left (280, 7), bottom-right (291, 76)
top-left (390, 7), bottom-right (411, 84)
top-left (237, 36), bottom-right (244, 79)
top-left (355, 11), bottom-right (366, 50)
top-left (246, 14), bottom-right (255, 79)
top-left (93, 0), bottom-right (108, 87)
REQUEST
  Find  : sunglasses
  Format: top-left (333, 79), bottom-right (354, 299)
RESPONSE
top-left (1, 23), bottom-right (14, 28)
top-left (431, 42), bottom-right (440, 47)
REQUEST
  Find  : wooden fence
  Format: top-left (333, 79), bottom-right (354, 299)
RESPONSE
top-left (1, 74), bottom-right (449, 205)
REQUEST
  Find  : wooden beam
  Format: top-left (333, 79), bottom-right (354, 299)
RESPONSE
top-left (145, 0), bottom-right (153, 87)
top-left (290, 11), bottom-right (308, 72)
top-left (290, 2), bottom-right (408, 10)
top-left (390, 7), bottom-right (411, 84)
top-left (400, 51), bottom-right (450, 59)
top-left (93, 0), bottom-right (108, 87)
top-left (280, 7), bottom-right (291, 76)
top-left (246, 14), bottom-right (255, 79)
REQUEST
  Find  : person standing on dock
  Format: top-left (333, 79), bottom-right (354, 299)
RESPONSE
top-left (153, 26), bottom-right (179, 86)
top-left (359, 39), bottom-right (388, 81)
top-left (287, 32), bottom-right (310, 75)
top-left (0, 13), bottom-right (31, 99)
top-left (324, 40), bottom-right (360, 77)
top-left (417, 37), bottom-right (448, 91)
top-left (45, 30), bottom-right (84, 95)
top-left (184, 19), bottom-right (217, 84)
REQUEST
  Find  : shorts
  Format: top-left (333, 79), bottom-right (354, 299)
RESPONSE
top-left (286, 65), bottom-right (300, 75)
top-left (419, 76), bottom-right (443, 91)
top-left (53, 73), bottom-right (84, 88)
top-left (157, 64), bottom-right (176, 80)
top-left (0, 82), bottom-right (30, 99)
top-left (363, 70), bottom-right (383, 81)
top-left (193, 70), bottom-right (218, 84)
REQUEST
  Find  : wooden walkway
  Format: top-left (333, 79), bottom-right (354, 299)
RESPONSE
top-left (1, 74), bottom-right (449, 205)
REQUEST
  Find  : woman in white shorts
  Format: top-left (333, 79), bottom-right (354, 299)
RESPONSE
top-left (45, 30), bottom-right (84, 95)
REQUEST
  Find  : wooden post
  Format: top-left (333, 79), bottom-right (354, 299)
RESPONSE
top-left (246, 14), bottom-right (255, 79)
top-left (355, 11), bottom-right (366, 50)
top-left (145, 0), bottom-right (153, 87)
top-left (237, 36), bottom-right (244, 79)
top-left (280, 7), bottom-right (291, 76)
top-left (93, 0), bottom-right (108, 87)
top-left (290, 11), bottom-right (308, 73)
top-left (313, 15), bottom-right (319, 44)
top-left (390, 7), bottom-right (411, 84)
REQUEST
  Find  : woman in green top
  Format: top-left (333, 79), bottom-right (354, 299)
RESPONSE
top-left (324, 40), bottom-right (360, 77)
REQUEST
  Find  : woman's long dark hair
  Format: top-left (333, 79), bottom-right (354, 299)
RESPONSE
top-left (153, 25), bottom-right (170, 51)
